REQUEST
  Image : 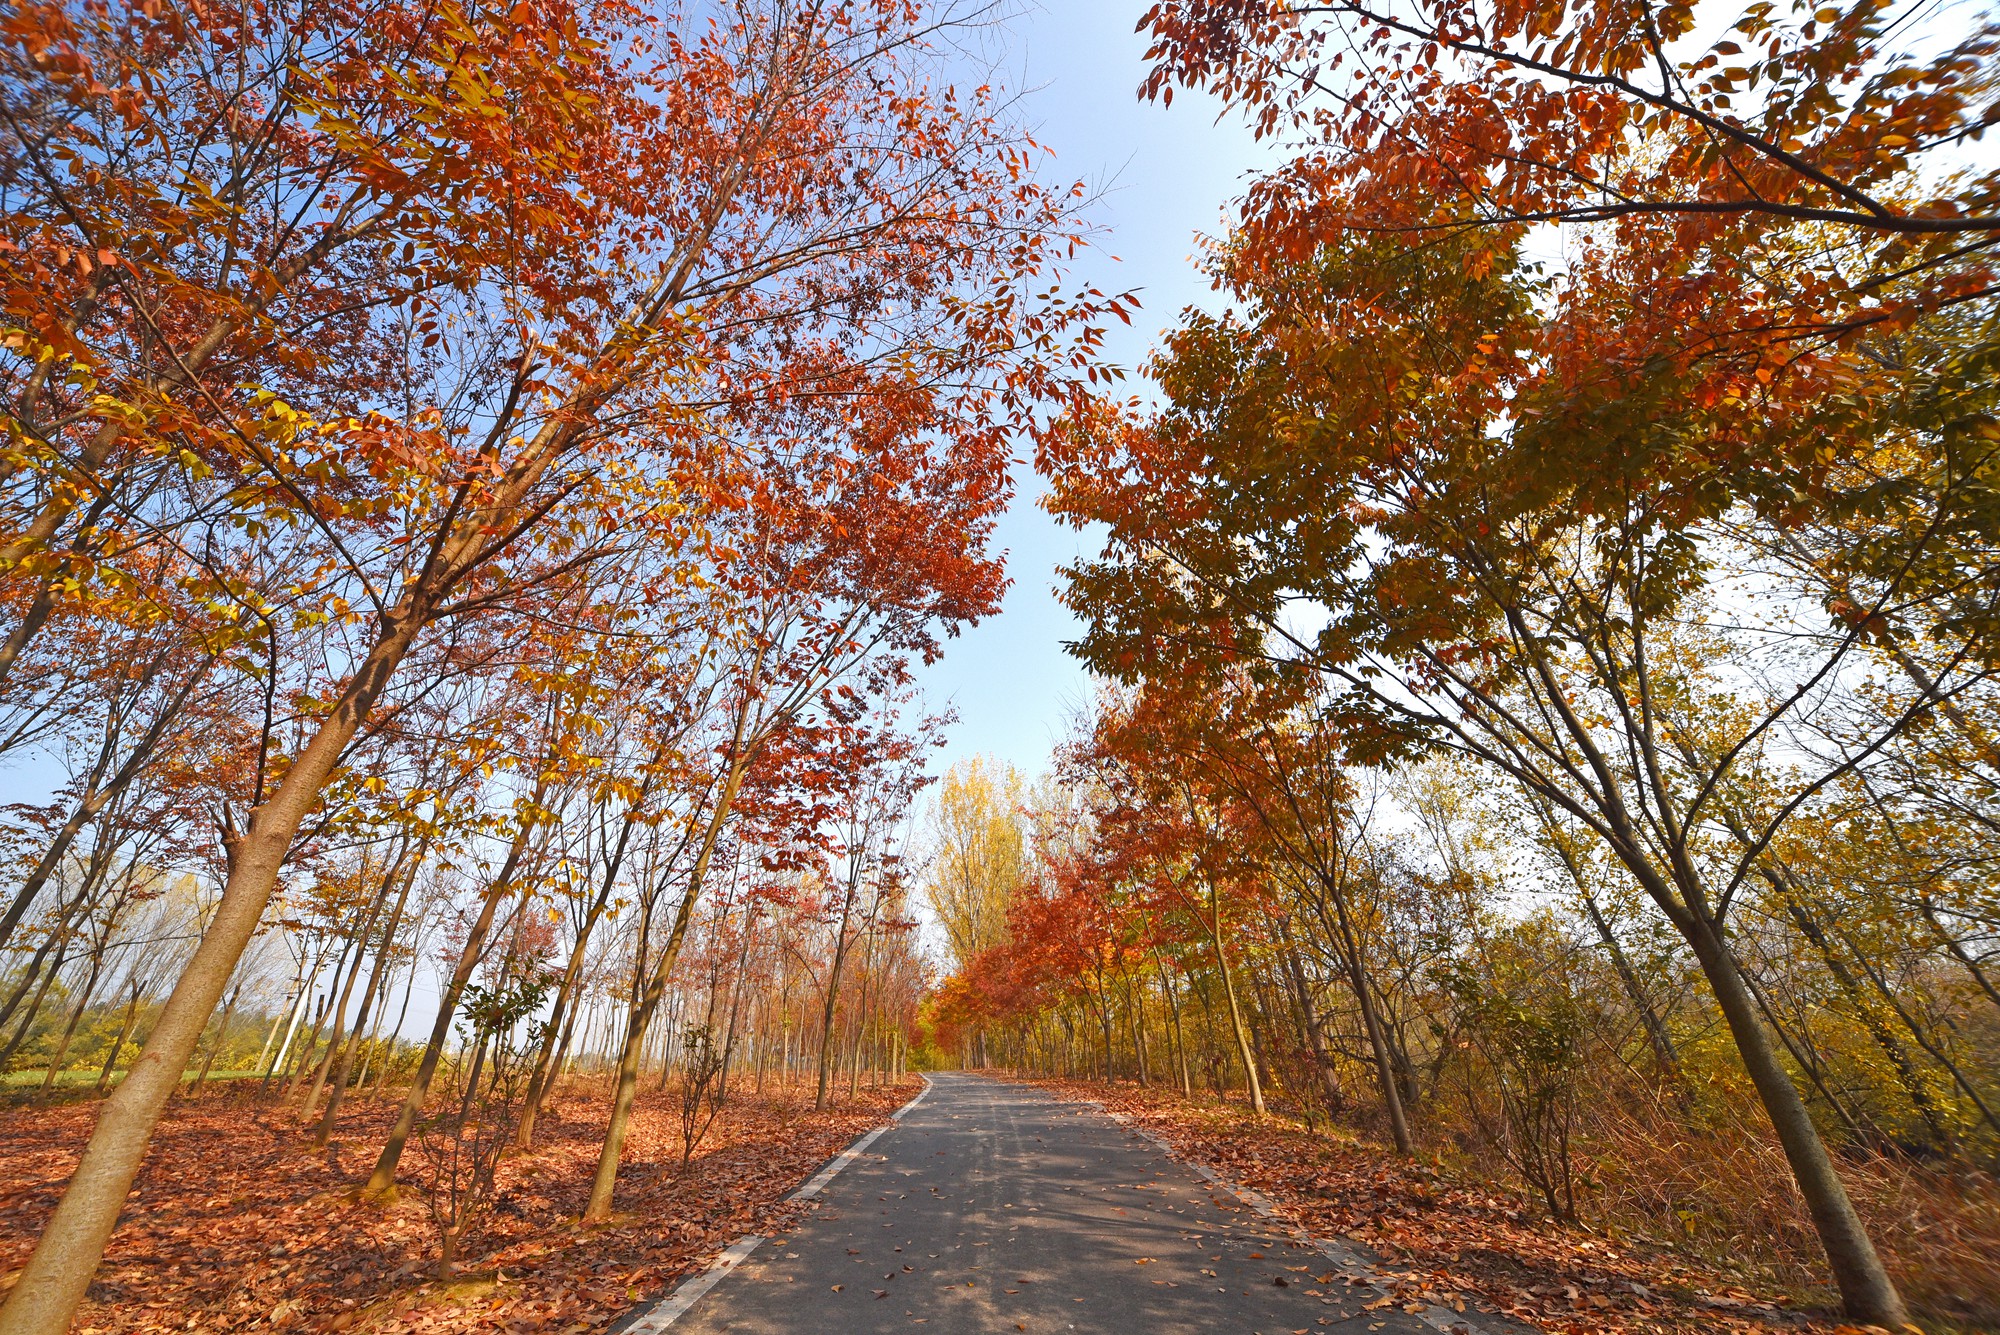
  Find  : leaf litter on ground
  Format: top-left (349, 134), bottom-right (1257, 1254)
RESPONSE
top-left (1032, 1078), bottom-right (1917, 1335)
top-left (0, 1078), bottom-right (918, 1333)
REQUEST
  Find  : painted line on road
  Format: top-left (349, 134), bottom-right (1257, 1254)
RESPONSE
top-left (1092, 1104), bottom-right (1493, 1335)
top-left (787, 1074), bottom-right (932, 1202)
top-left (620, 1233), bottom-right (765, 1333)
top-left (617, 1075), bottom-right (933, 1334)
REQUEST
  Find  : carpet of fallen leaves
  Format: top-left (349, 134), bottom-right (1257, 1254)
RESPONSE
top-left (0, 1076), bottom-right (918, 1333)
top-left (1033, 1078), bottom-right (1937, 1335)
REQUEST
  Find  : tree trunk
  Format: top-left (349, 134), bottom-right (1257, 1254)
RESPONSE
top-left (1685, 916), bottom-right (1909, 1328)
top-left (815, 906), bottom-right (857, 1111)
top-left (94, 978), bottom-right (147, 1094)
top-left (0, 926), bottom-right (72, 1070)
top-left (1303, 866), bottom-right (1411, 1151)
top-left (372, 958), bottom-right (421, 1096)
top-left (189, 983), bottom-right (243, 1095)
top-left (300, 865), bottom-right (395, 1125)
top-left (1201, 896), bottom-right (1265, 1116)
top-left (583, 746), bottom-right (753, 1221)
top-left (717, 914), bottom-right (757, 1104)
top-left (1154, 956), bottom-right (1192, 1097)
top-left (0, 915), bottom-right (72, 1039)
top-left (260, 963), bottom-right (315, 1093)
top-left (1579, 890), bottom-right (1681, 1076)
top-left (1277, 935), bottom-right (1344, 1113)
top-left (313, 853), bottom-right (420, 1145)
top-left (363, 794), bottom-right (545, 1195)
top-left (0, 596), bottom-right (433, 1335)
top-left (517, 869), bottom-right (617, 1147)
top-left (40, 955), bottom-right (107, 1095)
top-left (283, 988), bottom-right (335, 1098)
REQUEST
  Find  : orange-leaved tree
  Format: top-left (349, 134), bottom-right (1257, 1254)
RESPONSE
top-left (0, 0), bottom-right (1127, 1326)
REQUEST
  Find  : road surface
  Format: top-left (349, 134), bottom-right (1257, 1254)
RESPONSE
top-left (650, 1072), bottom-right (1459, 1335)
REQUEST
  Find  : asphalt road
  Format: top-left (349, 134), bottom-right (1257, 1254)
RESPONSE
top-left (660, 1072), bottom-right (1450, 1335)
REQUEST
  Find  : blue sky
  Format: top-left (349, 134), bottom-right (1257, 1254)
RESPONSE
top-left (0, 5), bottom-right (1252, 812)
top-left (911, 1), bottom-right (1263, 784)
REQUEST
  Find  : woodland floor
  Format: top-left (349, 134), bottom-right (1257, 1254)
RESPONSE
top-left (0, 1076), bottom-right (918, 1333)
top-left (1029, 1077), bottom-right (1994, 1335)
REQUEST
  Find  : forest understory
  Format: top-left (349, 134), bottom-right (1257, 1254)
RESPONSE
top-left (0, 1079), bottom-right (917, 1334)
top-left (1028, 1078), bottom-right (2000, 1335)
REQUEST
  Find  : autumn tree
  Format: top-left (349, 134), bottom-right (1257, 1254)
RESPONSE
top-left (0, 0), bottom-right (1124, 1323)
top-left (923, 755), bottom-right (1027, 972)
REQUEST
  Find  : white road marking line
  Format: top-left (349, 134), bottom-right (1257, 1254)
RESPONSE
top-left (1094, 1104), bottom-right (1493, 1335)
top-left (618, 1075), bottom-right (934, 1333)
top-left (787, 1076), bottom-right (933, 1203)
top-left (623, 1234), bottom-right (765, 1334)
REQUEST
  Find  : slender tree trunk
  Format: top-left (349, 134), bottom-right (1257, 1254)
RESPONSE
top-left (363, 792), bottom-right (546, 1195)
top-left (94, 978), bottom-right (146, 1095)
top-left (517, 877), bottom-right (615, 1146)
top-left (0, 656), bottom-right (214, 956)
top-left (283, 986), bottom-right (336, 1098)
top-left (716, 917), bottom-right (756, 1104)
top-left (1093, 968), bottom-right (1114, 1082)
top-left (1685, 916), bottom-right (1909, 1328)
top-left (1303, 866), bottom-right (1412, 1152)
top-left (816, 909), bottom-right (857, 1111)
top-left (583, 744), bottom-right (753, 1222)
top-left (1920, 900), bottom-right (2000, 1015)
top-left (372, 957), bottom-right (421, 1096)
top-left (0, 916), bottom-right (72, 1038)
top-left (261, 962), bottom-right (316, 1093)
top-left (1767, 881), bottom-right (1950, 1145)
top-left (0, 926), bottom-right (72, 1070)
top-left (1153, 955), bottom-right (1191, 1097)
top-left (1579, 890), bottom-right (1681, 1075)
top-left (40, 955), bottom-right (107, 1095)
top-left (301, 864), bottom-right (396, 1125)
top-left (189, 983), bottom-right (243, 1095)
top-left (1835, 921), bottom-right (2000, 1139)
top-left (0, 712), bottom-right (126, 956)
top-left (1277, 935), bottom-right (1343, 1114)
top-left (314, 854), bottom-right (420, 1145)
top-left (1200, 896), bottom-right (1265, 1116)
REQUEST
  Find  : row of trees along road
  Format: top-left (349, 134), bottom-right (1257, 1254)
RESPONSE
top-left (0, 0), bottom-right (1130, 1328)
top-left (936, 0), bottom-right (2000, 1331)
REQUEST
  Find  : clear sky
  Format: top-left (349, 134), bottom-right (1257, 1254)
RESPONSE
top-left (0, 5), bottom-right (1252, 815)
top-left (910, 1), bottom-right (1263, 785)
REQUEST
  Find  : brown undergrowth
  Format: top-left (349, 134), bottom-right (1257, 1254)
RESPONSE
top-left (1030, 1077), bottom-right (1996, 1335)
top-left (0, 1076), bottom-right (917, 1333)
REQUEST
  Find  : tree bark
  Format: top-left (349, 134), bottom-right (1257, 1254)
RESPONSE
top-left (300, 857), bottom-right (397, 1125)
top-left (39, 952), bottom-right (107, 1096)
top-left (313, 851), bottom-right (421, 1144)
top-left (517, 810), bottom-right (632, 1146)
top-left (1579, 889), bottom-right (1681, 1076)
top-left (0, 601), bottom-right (427, 1335)
top-left (583, 745), bottom-right (752, 1221)
top-left (0, 920), bottom-right (72, 1064)
top-left (1203, 896), bottom-right (1266, 1116)
top-left (363, 786), bottom-right (547, 1195)
top-left (189, 982), bottom-right (243, 1095)
top-left (1685, 916), bottom-right (1909, 1328)
top-left (94, 978), bottom-right (147, 1094)
top-left (815, 878), bottom-right (861, 1111)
